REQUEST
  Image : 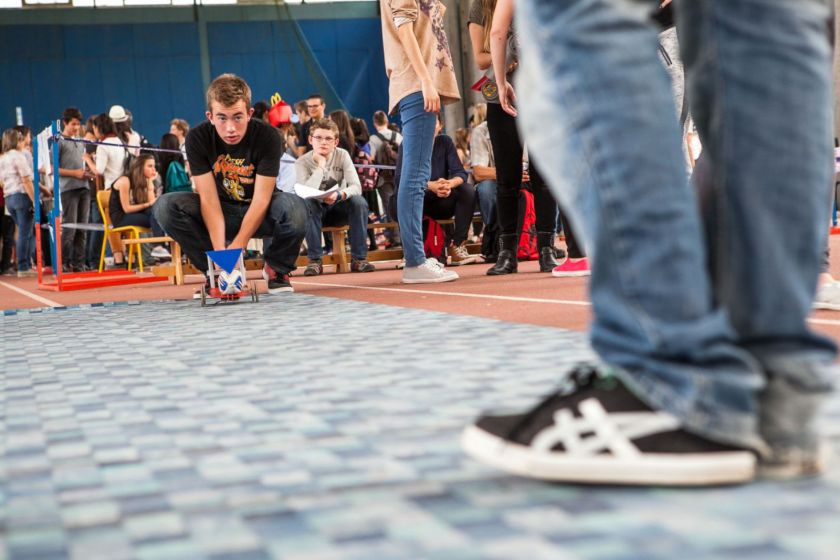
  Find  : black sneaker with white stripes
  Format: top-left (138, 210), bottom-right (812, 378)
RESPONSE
top-left (461, 365), bottom-right (757, 486)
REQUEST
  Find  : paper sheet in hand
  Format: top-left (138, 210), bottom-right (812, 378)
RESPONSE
top-left (293, 183), bottom-right (340, 200)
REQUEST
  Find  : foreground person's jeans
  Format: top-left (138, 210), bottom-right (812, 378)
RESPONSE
top-left (515, 0), bottom-right (836, 453)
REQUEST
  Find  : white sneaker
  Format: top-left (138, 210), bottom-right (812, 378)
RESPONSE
top-left (402, 258), bottom-right (458, 284)
top-left (151, 246), bottom-right (171, 259)
top-left (813, 281), bottom-right (840, 310)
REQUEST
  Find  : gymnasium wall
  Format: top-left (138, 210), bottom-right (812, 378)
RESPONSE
top-left (0, 4), bottom-right (389, 143)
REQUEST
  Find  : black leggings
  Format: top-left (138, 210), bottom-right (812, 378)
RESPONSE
top-left (486, 103), bottom-right (557, 236)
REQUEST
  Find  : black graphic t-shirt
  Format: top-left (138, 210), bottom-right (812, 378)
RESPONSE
top-left (186, 119), bottom-right (281, 204)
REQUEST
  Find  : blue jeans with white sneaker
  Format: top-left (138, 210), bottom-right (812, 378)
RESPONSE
top-left (515, 0), bottom-right (836, 454)
top-left (396, 91), bottom-right (437, 268)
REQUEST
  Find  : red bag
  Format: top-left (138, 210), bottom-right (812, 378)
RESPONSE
top-left (517, 189), bottom-right (539, 261)
top-left (423, 216), bottom-right (446, 261)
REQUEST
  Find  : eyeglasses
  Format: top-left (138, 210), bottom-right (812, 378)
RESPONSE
top-left (306, 104), bottom-right (322, 109)
top-left (311, 135), bottom-right (336, 143)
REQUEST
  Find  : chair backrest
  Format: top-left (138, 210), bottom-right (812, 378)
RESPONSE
top-left (96, 189), bottom-right (112, 230)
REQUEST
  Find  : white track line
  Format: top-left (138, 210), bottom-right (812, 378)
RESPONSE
top-left (294, 280), bottom-right (840, 326)
top-left (293, 280), bottom-right (591, 306)
top-left (807, 317), bottom-right (840, 326)
top-left (0, 280), bottom-right (62, 308)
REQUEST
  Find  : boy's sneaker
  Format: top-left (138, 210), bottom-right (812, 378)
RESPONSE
top-left (551, 257), bottom-right (591, 277)
top-left (263, 264), bottom-right (294, 293)
top-left (449, 241), bottom-right (477, 266)
top-left (304, 259), bottom-right (323, 276)
top-left (461, 365), bottom-right (756, 486)
top-left (151, 246), bottom-right (171, 259)
top-left (17, 269), bottom-right (37, 278)
top-left (402, 258), bottom-right (458, 284)
top-left (351, 259), bottom-right (375, 273)
top-left (813, 281), bottom-right (840, 310)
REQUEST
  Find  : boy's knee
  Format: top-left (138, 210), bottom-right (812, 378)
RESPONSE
top-left (347, 194), bottom-right (368, 214)
top-left (273, 193), bottom-right (308, 235)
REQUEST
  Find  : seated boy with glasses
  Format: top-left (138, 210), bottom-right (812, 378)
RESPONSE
top-left (296, 118), bottom-right (375, 275)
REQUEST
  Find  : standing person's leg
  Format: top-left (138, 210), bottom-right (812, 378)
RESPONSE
top-left (1, 207), bottom-right (14, 272)
top-left (75, 189), bottom-right (91, 270)
top-left (486, 104), bottom-right (523, 275)
top-left (552, 207), bottom-right (590, 277)
top-left (397, 92), bottom-right (437, 268)
top-left (530, 161), bottom-right (560, 272)
top-left (398, 92), bottom-right (458, 283)
top-left (86, 193), bottom-right (103, 269)
top-left (7, 194), bottom-right (35, 273)
top-left (463, 0), bottom-right (766, 485)
top-left (678, 0), bottom-right (836, 473)
top-left (60, 190), bottom-right (79, 270)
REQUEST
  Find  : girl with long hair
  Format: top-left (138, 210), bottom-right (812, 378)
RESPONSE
top-left (109, 154), bottom-right (167, 261)
top-left (0, 128), bottom-right (36, 276)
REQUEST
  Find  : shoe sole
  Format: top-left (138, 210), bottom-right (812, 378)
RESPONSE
top-left (551, 270), bottom-right (591, 278)
top-left (812, 302), bottom-right (840, 311)
top-left (461, 425), bottom-right (756, 486)
top-left (758, 442), bottom-right (831, 480)
top-left (266, 286), bottom-right (294, 294)
top-left (402, 274), bottom-right (459, 284)
top-left (450, 258), bottom-right (477, 266)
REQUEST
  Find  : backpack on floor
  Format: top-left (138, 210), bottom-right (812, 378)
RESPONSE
top-left (517, 188), bottom-right (539, 261)
top-left (423, 216), bottom-right (446, 263)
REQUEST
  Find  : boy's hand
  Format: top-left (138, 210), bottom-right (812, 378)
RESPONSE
top-left (312, 153), bottom-right (327, 168)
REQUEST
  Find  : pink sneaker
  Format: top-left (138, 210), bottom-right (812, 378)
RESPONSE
top-left (551, 258), bottom-right (591, 277)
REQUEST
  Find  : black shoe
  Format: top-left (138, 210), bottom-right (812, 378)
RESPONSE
top-left (461, 365), bottom-right (756, 486)
top-left (487, 250), bottom-right (518, 275)
top-left (263, 264), bottom-right (294, 293)
top-left (486, 234), bottom-right (518, 275)
top-left (537, 232), bottom-right (560, 272)
top-left (351, 259), bottom-right (376, 273)
top-left (304, 259), bottom-right (323, 276)
top-left (539, 247), bottom-right (559, 272)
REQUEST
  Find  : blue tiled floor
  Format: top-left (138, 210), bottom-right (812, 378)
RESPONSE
top-left (1, 294), bottom-right (839, 559)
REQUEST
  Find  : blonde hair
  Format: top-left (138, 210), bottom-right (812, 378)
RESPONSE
top-left (471, 103), bottom-right (488, 127)
top-left (170, 118), bottom-right (189, 136)
top-left (206, 74), bottom-right (252, 112)
top-left (482, 0), bottom-right (497, 52)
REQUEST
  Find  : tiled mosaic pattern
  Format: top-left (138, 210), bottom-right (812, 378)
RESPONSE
top-left (1, 294), bottom-right (839, 560)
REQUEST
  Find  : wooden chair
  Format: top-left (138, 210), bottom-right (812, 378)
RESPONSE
top-left (95, 189), bottom-right (151, 273)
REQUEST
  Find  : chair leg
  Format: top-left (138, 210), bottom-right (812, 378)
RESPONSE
top-left (172, 242), bottom-right (183, 285)
top-left (137, 240), bottom-right (144, 273)
top-left (99, 235), bottom-right (107, 273)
